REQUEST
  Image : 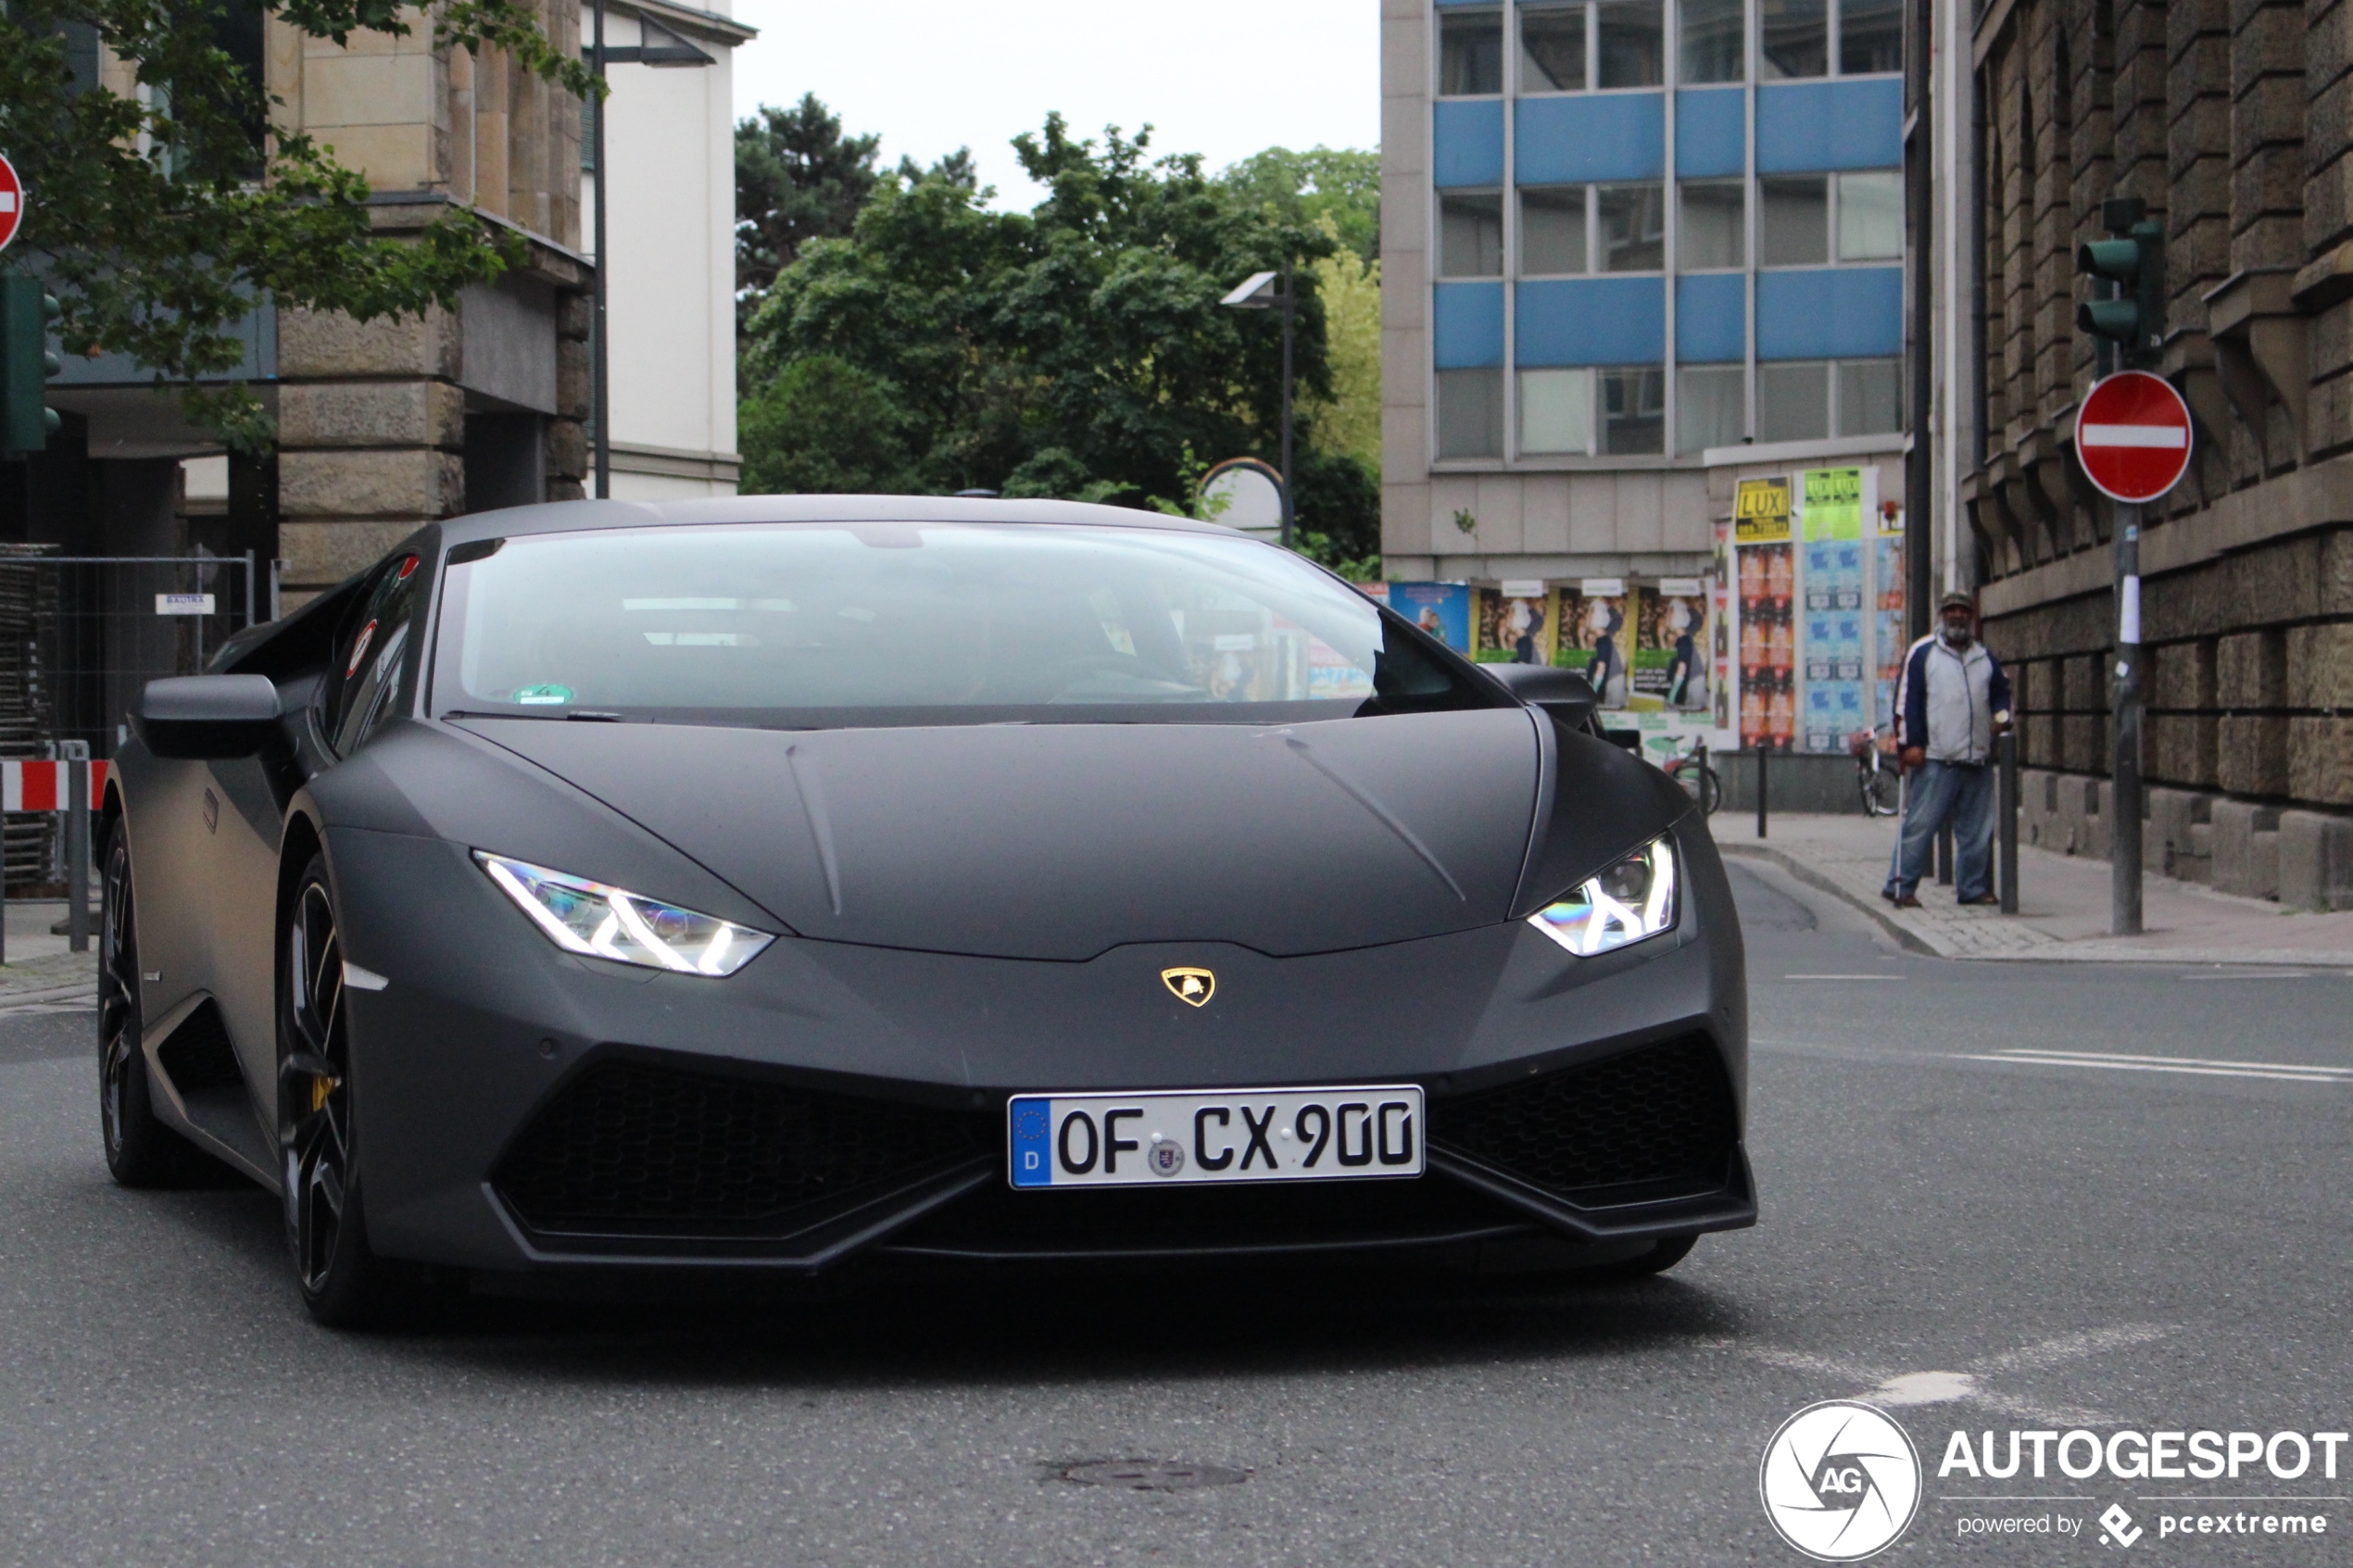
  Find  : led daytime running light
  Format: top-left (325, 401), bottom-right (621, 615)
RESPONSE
top-left (1527, 837), bottom-right (1679, 956)
top-left (475, 852), bottom-right (774, 977)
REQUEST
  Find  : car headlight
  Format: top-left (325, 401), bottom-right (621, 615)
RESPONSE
top-left (474, 852), bottom-right (774, 976)
top-left (1527, 836), bottom-right (1678, 956)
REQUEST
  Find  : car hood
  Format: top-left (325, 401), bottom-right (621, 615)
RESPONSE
top-left (450, 710), bottom-right (1544, 960)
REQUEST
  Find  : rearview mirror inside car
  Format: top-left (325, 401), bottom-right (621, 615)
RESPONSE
top-left (1482, 664), bottom-right (1600, 729)
top-left (130, 675), bottom-right (285, 760)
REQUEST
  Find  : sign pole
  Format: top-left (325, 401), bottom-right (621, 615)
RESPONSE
top-left (2111, 500), bottom-right (2143, 935)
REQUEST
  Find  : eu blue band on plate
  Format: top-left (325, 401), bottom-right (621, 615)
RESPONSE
top-left (1010, 1097), bottom-right (1052, 1187)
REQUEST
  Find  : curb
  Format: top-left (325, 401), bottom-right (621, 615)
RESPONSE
top-left (0, 982), bottom-right (96, 1008)
top-left (1720, 841), bottom-right (1957, 959)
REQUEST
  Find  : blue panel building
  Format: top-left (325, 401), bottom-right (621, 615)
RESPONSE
top-left (1386, 0), bottom-right (1912, 596)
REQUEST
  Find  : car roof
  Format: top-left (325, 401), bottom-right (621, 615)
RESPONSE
top-left (434, 494), bottom-right (1244, 549)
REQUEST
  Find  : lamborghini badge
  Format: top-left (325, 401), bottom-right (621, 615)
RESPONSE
top-left (1161, 967), bottom-right (1215, 1007)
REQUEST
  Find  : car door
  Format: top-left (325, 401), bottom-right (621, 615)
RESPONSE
top-left (207, 549), bottom-right (426, 1116)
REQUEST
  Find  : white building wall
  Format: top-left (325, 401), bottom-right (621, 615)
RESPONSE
top-left (582, 1), bottom-right (746, 498)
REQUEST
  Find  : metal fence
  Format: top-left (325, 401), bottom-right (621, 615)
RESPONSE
top-left (0, 546), bottom-right (260, 892)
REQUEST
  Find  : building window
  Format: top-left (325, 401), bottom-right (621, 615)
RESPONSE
top-left (1600, 365), bottom-right (1667, 453)
top-left (1835, 170), bottom-right (1903, 260)
top-left (1517, 1), bottom-right (1661, 92)
top-left (1596, 0), bottom-right (1665, 87)
top-left (1438, 367), bottom-right (1506, 457)
top-left (1679, 0), bottom-right (1744, 83)
top-left (1838, 0), bottom-right (1903, 73)
top-left (1440, 192), bottom-right (1506, 276)
top-left (1519, 3), bottom-right (1587, 90)
top-left (1677, 364), bottom-right (1745, 452)
top-left (1521, 186), bottom-right (1590, 273)
top-left (1520, 367), bottom-right (1595, 453)
top-left (1835, 357), bottom-right (1901, 434)
top-left (1441, 9), bottom-right (1506, 94)
top-left (1760, 0), bottom-right (1827, 79)
top-left (1597, 182), bottom-right (1666, 270)
top-left (1758, 361), bottom-right (1829, 441)
top-left (1678, 180), bottom-right (1745, 269)
top-left (1760, 174), bottom-right (1829, 266)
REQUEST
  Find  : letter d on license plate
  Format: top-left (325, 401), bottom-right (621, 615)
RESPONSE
top-left (1007, 1085), bottom-right (1424, 1189)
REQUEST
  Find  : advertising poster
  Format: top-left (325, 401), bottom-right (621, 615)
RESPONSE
top-left (1801, 540), bottom-right (1866, 754)
top-left (1555, 578), bottom-right (1632, 707)
top-left (1734, 542), bottom-right (1793, 750)
top-left (1735, 477), bottom-right (1793, 544)
top-left (1637, 577), bottom-right (1708, 709)
top-left (1874, 502), bottom-right (1910, 732)
top-left (1711, 521), bottom-right (1734, 732)
top-left (1474, 580), bottom-right (1555, 665)
top-left (1385, 582), bottom-right (1470, 654)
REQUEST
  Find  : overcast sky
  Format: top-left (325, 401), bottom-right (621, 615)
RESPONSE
top-left (727, 0), bottom-right (1380, 209)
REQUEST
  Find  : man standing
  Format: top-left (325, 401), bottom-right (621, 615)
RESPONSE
top-left (1883, 592), bottom-right (2012, 908)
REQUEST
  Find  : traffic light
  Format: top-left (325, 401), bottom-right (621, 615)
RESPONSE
top-left (0, 275), bottom-right (62, 456)
top-left (2076, 197), bottom-right (2164, 370)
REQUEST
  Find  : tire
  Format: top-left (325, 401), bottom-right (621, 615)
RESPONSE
top-left (97, 820), bottom-right (219, 1186)
top-left (1591, 1234), bottom-right (1698, 1280)
top-left (1859, 765), bottom-right (1901, 818)
top-left (279, 854), bottom-right (422, 1328)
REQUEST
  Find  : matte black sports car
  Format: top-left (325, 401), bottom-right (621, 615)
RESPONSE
top-left (104, 497), bottom-right (1752, 1323)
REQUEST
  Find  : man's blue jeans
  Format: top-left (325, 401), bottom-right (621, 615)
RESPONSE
top-left (1888, 759), bottom-right (1994, 900)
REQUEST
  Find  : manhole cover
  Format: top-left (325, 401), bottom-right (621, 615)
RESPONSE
top-left (1062, 1460), bottom-right (1250, 1492)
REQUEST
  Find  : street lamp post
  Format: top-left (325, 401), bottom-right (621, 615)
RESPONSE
top-left (1219, 264), bottom-right (1295, 549)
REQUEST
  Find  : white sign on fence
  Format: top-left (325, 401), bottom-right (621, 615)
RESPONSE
top-left (156, 594), bottom-right (216, 615)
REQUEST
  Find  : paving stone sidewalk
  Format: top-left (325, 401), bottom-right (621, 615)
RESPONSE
top-left (0, 948), bottom-right (98, 1005)
top-left (1714, 812), bottom-right (2353, 966)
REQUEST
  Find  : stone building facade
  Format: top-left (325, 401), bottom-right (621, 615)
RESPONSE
top-left (1969, 0), bottom-right (2353, 906)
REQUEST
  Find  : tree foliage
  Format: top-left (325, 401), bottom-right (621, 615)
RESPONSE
top-left (0, 0), bottom-right (587, 448)
top-left (743, 116), bottom-right (1381, 571)
top-left (1219, 144), bottom-right (1380, 264)
top-left (734, 94), bottom-right (882, 304)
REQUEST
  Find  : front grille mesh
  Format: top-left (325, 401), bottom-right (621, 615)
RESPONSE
top-left (1428, 1034), bottom-right (1738, 1201)
top-left (495, 1060), bottom-right (990, 1236)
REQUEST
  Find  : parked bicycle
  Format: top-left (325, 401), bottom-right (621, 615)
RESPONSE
top-left (1660, 734), bottom-right (1721, 816)
top-left (1850, 726), bottom-right (1902, 817)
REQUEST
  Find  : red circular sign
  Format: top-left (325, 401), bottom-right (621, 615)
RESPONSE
top-left (2076, 370), bottom-right (2194, 503)
top-left (0, 154), bottom-right (20, 255)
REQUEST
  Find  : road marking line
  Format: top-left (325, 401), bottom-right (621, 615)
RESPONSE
top-left (1965, 1048), bottom-right (2352, 1082)
top-left (1780, 974), bottom-right (1904, 981)
top-left (2178, 971), bottom-right (2309, 981)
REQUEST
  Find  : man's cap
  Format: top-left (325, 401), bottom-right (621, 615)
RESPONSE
top-left (1937, 591), bottom-right (1975, 614)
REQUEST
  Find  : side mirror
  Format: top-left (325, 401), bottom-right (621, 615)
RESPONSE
top-left (1484, 663), bottom-right (1599, 728)
top-left (130, 675), bottom-right (284, 760)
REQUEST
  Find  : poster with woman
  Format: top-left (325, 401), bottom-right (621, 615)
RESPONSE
top-left (1555, 578), bottom-right (1632, 707)
top-left (1474, 581), bottom-right (1556, 665)
top-left (1735, 543), bottom-right (1794, 751)
top-left (1637, 578), bottom-right (1708, 709)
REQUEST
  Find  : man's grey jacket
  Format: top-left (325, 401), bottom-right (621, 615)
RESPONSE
top-left (1894, 633), bottom-right (2014, 764)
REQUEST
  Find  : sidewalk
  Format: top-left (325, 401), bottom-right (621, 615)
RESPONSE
top-left (0, 901), bottom-right (98, 1005)
top-left (1716, 813), bottom-right (2353, 966)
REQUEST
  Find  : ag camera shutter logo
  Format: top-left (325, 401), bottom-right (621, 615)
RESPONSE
top-left (1760, 1401), bottom-right (1923, 1561)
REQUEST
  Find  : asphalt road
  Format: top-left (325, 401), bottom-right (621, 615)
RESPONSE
top-left (1, 861), bottom-right (2347, 1567)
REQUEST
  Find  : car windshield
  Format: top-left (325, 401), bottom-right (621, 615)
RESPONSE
top-left (431, 521), bottom-right (1498, 728)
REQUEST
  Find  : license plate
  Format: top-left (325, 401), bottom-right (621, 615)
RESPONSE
top-left (1007, 1085), bottom-right (1425, 1188)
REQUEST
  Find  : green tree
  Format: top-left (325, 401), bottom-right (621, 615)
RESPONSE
top-left (1220, 144), bottom-right (1381, 264)
top-left (0, 0), bottom-right (589, 449)
top-left (737, 355), bottom-right (917, 495)
top-left (748, 118), bottom-right (1349, 516)
top-left (735, 94), bottom-right (883, 304)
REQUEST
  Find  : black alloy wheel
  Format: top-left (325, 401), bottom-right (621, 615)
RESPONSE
top-left (98, 820), bottom-right (211, 1185)
top-left (279, 853), bottom-right (411, 1325)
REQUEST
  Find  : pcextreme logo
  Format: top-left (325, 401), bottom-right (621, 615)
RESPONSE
top-left (1760, 1401), bottom-right (1924, 1562)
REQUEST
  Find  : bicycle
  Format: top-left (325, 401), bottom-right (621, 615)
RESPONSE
top-left (1850, 726), bottom-right (1902, 817)
top-left (1660, 734), bottom-right (1721, 816)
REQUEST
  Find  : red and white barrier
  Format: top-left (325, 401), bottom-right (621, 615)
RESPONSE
top-left (0, 760), bottom-right (109, 812)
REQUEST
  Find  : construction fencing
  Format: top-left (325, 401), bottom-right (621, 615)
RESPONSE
top-left (0, 546), bottom-right (262, 895)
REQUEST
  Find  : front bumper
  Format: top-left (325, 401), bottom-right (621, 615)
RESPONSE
top-left (327, 822), bottom-right (1753, 1281)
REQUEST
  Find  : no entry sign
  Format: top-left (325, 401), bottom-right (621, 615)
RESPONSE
top-left (0, 153), bottom-right (20, 255)
top-left (2077, 370), bottom-right (2193, 503)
